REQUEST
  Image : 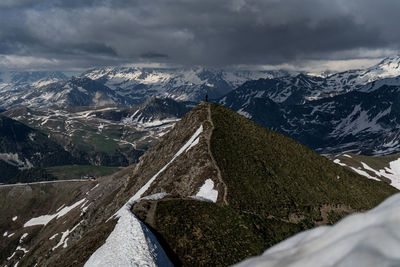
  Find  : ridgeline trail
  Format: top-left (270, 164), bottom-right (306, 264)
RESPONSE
top-left (206, 103), bottom-right (228, 205)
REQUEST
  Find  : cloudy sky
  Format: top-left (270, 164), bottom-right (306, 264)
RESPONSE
top-left (0, 0), bottom-right (399, 72)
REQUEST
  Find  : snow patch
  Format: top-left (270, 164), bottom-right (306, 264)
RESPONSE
top-left (346, 159), bottom-right (400, 189)
top-left (24, 198), bottom-right (86, 227)
top-left (52, 222), bottom-right (81, 250)
top-left (331, 105), bottom-right (391, 137)
top-left (333, 159), bottom-right (346, 166)
top-left (28, 132), bottom-right (36, 141)
top-left (194, 179), bottom-right (218, 202)
top-left (49, 233), bottom-right (59, 240)
top-left (237, 108), bottom-right (252, 119)
top-left (0, 153), bottom-right (33, 170)
top-left (141, 192), bottom-right (169, 201)
top-left (12, 216), bottom-right (18, 221)
top-left (7, 251), bottom-right (16, 261)
top-left (98, 123), bottom-right (104, 133)
top-left (185, 137), bottom-right (200, 153)
top-left (16, 246), bottom-right (28, 254)
top-left (86, 184), bottom-right (99, 195)
top-left (19, 233), bottom-right (28, 243)
top-left (349, 166), bottom-right (380, 181)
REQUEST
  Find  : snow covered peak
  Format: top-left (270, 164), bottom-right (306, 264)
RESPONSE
top-left (80, 66), bottom-right (288, 103)
top-left (375, 55), bottom-right (400, 69)
top-left (362, 55), bottom-right (400, 82)
top-left (0, 71), bottom-right (67, 92)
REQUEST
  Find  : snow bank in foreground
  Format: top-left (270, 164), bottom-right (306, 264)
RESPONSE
top-left (84, 193), bottom-right (171, 267)
top-left (85, 125), bottom-right (203, 267)
top-left (194, 179), bottom-right (218, 202)
top-left (24, 198), bottom-right (86, 227)
top-left (235, 193), bottom-right (400, 267)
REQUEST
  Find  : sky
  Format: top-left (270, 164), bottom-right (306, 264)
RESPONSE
top-left (1, 0), bottom-right (400, 72)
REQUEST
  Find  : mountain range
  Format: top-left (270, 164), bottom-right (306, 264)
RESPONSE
top-left (220, 56), bottom-right (400, 155)
top-left (2, 56), bottom-right (400, 183)
top-left (0, 67), bottom-right (287, 110)
top-left (0, 103), bottom-right (397, 266)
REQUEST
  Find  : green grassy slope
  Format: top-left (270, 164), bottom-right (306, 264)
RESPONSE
top-left (149, 104), bottom-right (398, 266)
top-left (210, 104), bottom-right (397, 217)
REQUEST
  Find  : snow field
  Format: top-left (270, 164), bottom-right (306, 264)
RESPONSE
top-left (24, 198), bottom-right (86, 227)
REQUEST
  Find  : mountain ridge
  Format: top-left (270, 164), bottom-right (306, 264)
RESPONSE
top-left (1, 103), bottom-right (398, 266)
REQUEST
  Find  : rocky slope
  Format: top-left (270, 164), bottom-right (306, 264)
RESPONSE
top-left (0, 103), bottom-right (397, 266)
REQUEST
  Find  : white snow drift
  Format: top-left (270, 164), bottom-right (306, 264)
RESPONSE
top-left (194, 179), bottom-right (218, 202)
top-left (236, 193), bottom-right (400, 267)
top-left (24, 198), bottom-right (86, 227)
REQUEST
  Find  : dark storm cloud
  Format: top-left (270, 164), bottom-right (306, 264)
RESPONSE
top-left (140, 52), bottom-right (169, 59)
top-left (0, 0), bottom-right (400, 69)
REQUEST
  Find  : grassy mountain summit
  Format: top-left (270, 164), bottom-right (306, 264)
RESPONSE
top-left (210, 103), bottom-right (395, 218)
top-left (133, 103), bottom-right (398, 266)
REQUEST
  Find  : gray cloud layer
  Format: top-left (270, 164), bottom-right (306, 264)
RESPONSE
top-left (0, 0), bottom-right (399, 70)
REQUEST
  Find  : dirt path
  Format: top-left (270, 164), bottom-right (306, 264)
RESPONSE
top-left (207, 104), bottom-right (228, 205)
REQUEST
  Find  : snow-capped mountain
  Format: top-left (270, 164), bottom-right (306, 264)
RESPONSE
top-left (0, 67), bottom-right (287, 110)
top-left (0, 71), bottom-right (67, 92)
top-left (2, 56), bottom-right (400, 111)
top-left (0, 77), bottom-right (135, 109)
top-left (221, 84), bottom-right (400, 155)
top-left (81, 66), bottom-right (288, 103)
top-left (331, 55), bottom-right (400, 87)
top-left (221, 55), bottom-right (400, 106)
top-left (216, 56), bottom-right (400, 156)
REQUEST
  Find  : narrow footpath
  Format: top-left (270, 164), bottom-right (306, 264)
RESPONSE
top-left (206, 103), bottom-right (228, 205)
